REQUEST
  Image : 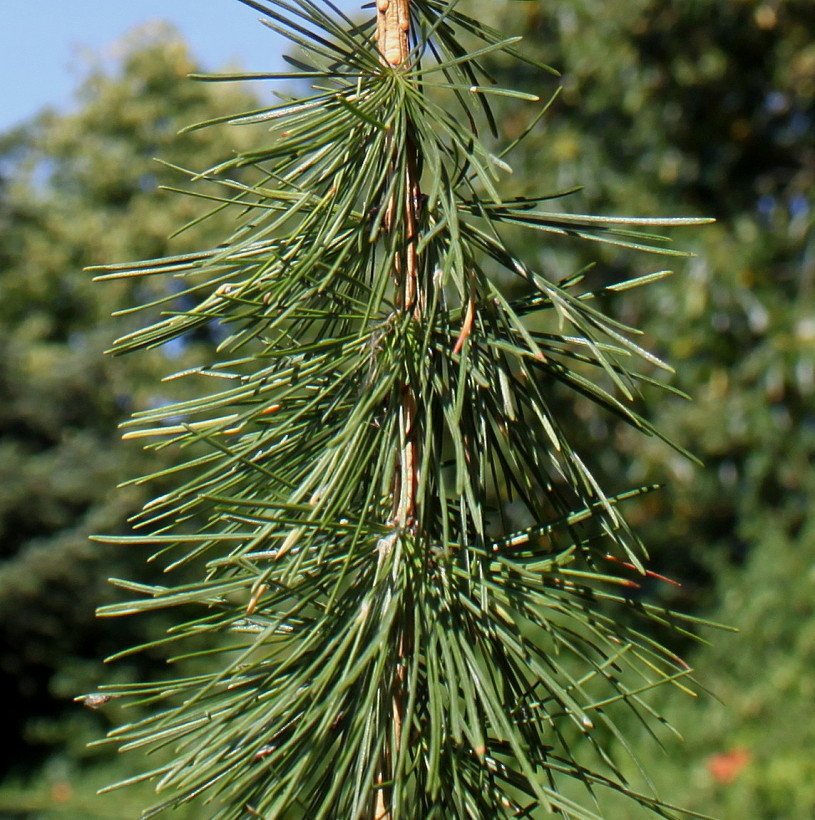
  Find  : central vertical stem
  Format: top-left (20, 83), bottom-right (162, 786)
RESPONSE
top-left (376, 0), bottom-right (421, 531)
top-left (375, 3), bottom-right (419, 818)
top-left (376, 0), bottom-right (410, 68)
top-left (393, 133), bottom-right (421, 530)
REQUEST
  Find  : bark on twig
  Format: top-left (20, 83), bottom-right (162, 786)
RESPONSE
top-left (376, 0), bottom-right (411, 68)
top-left (374, 4), bottom-right (418, 818)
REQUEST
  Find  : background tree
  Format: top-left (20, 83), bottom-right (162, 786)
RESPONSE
top-left (475, 1), bottom-right (814, 816)
top-left (485, 0), bottom-right (814, 602)
top-left (0, 26), bottom-right (261, 816)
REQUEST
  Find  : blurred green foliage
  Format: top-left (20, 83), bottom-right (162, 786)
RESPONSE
top-left (484, 1), bottom-right (814, 816)
top-left (483, 0), bottom-right (814, 605)
top-left (0, 1), bottom-right (812, 816)
top-left (620, 517), bottom-right (815, 819)
top-left (0, 25), bottom-right (262, 816)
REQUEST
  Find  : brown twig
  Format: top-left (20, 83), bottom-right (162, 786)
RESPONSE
top-left (375, 0), bottom-right (411, 68)
top-left (374, 3), bottom-right (419, 818)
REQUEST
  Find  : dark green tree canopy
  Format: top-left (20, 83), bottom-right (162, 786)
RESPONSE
top-left (0, 25), bottom-right (261, 781)
top-left (497, 0), bottom-right (814, 599)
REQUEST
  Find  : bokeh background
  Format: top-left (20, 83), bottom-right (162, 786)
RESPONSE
top-left (0, 1), bottom-right (813, 817)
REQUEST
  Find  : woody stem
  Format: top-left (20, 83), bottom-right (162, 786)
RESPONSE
top-left (374, 2), bottom-right (420, 818)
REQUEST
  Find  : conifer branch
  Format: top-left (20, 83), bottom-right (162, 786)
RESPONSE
top-left (86, 2), bottom-right (718, 817)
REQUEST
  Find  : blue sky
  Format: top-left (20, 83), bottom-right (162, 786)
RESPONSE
top-left (0, 0), bottom-right (353, 132)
